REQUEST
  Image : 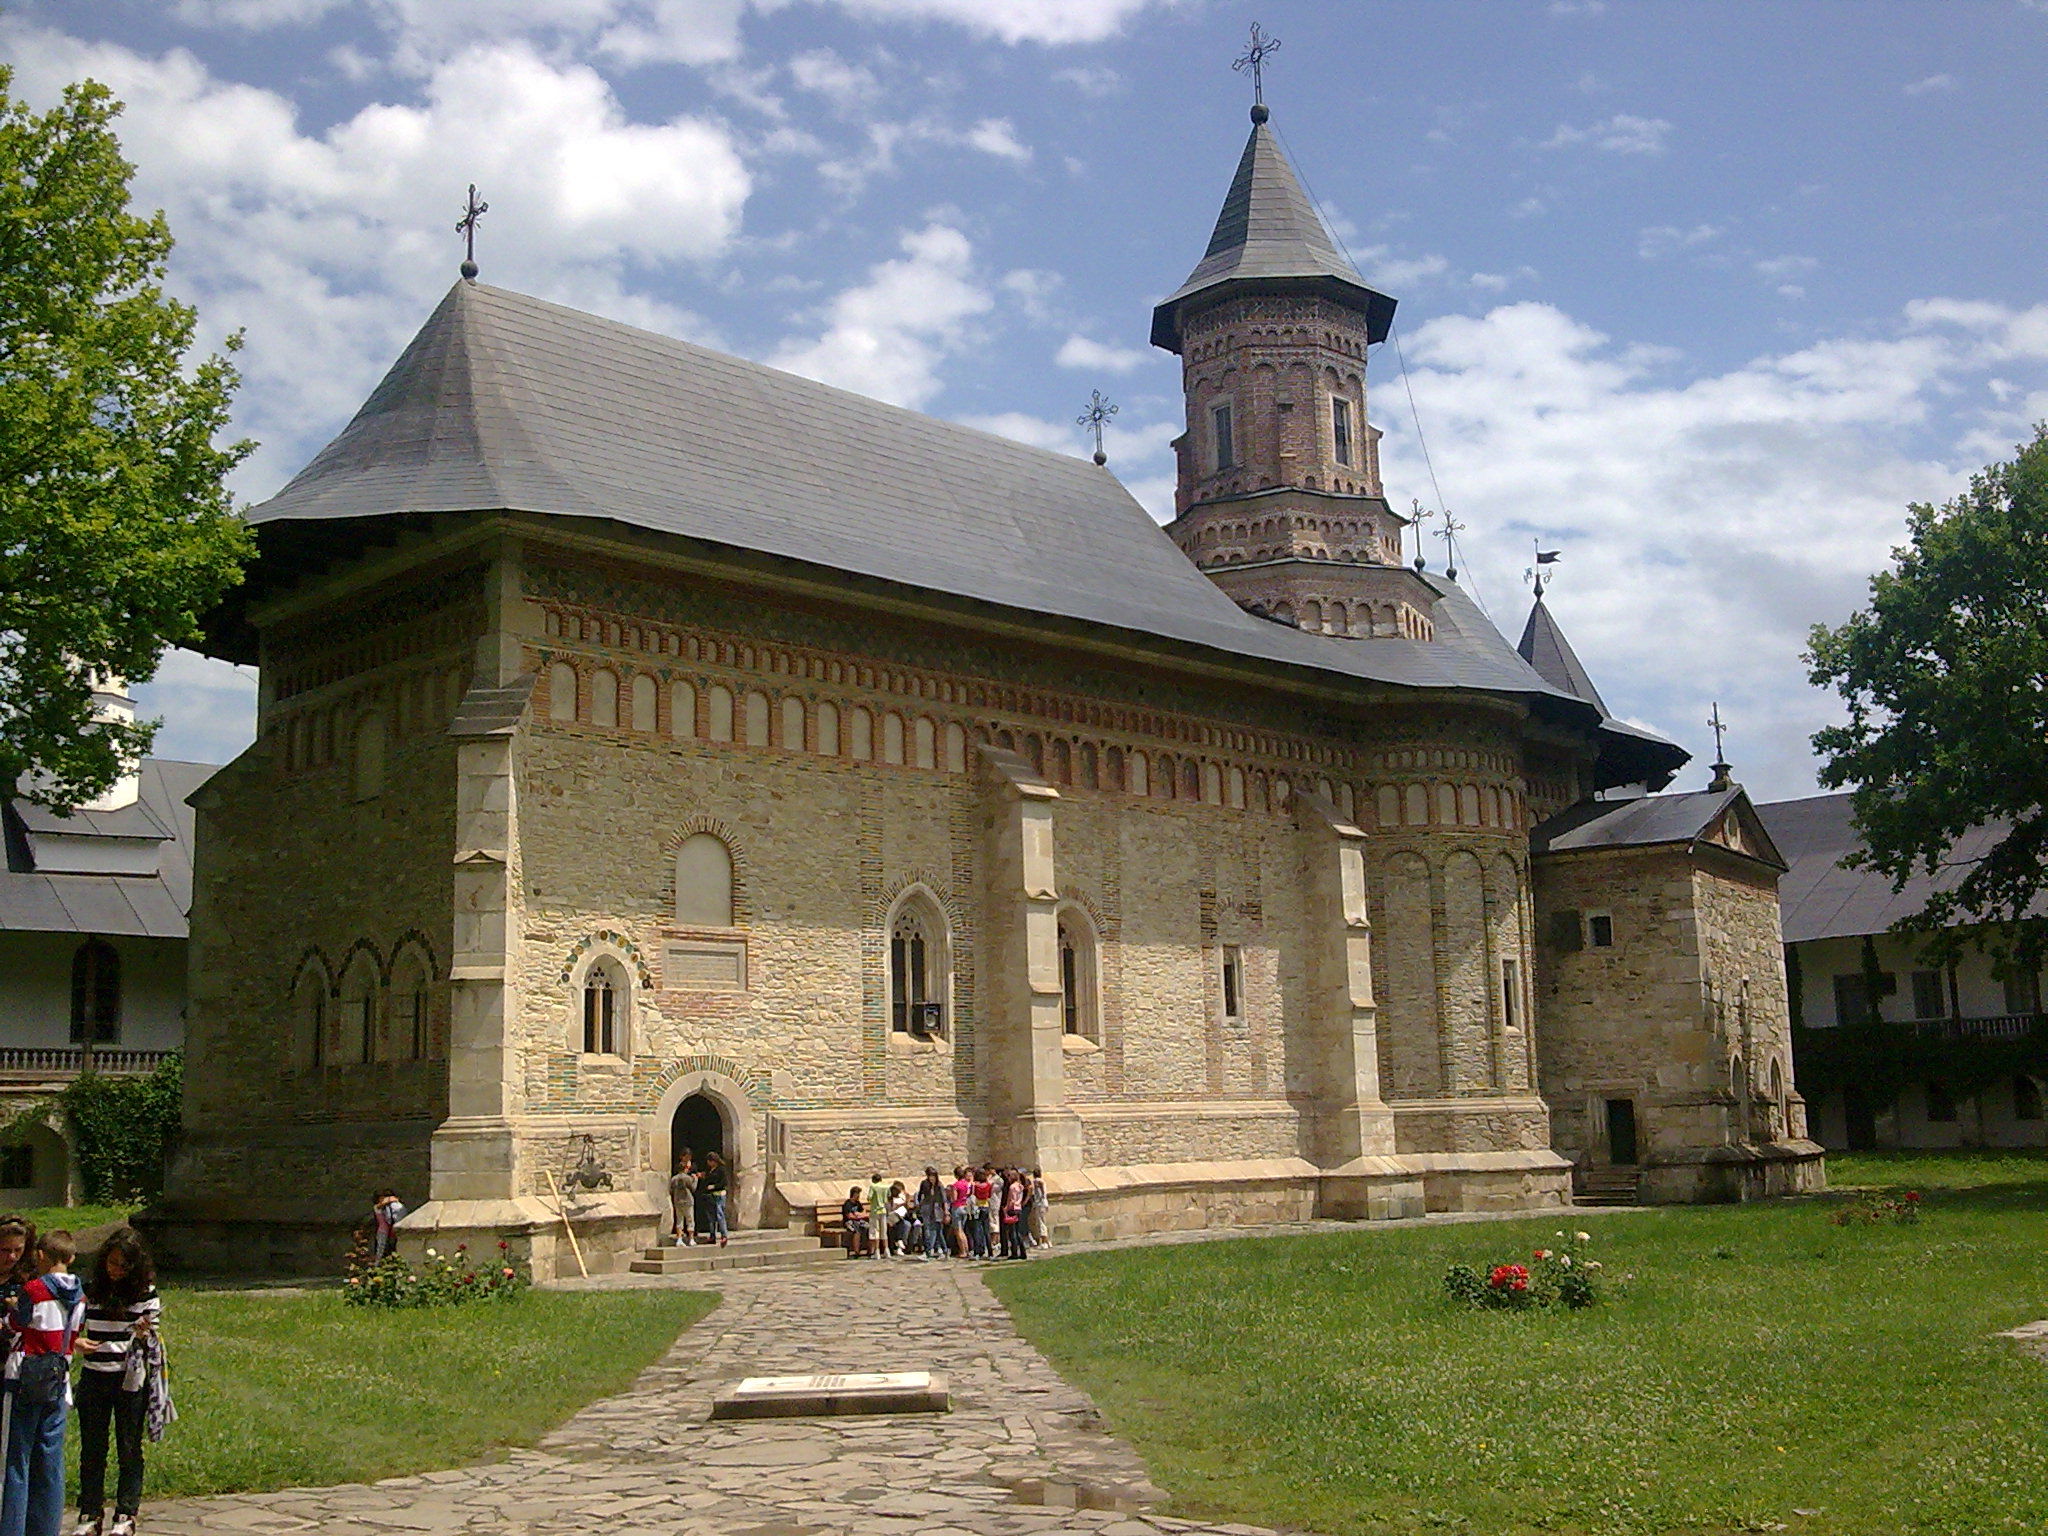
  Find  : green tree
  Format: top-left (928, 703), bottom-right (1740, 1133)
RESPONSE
top-left (1808, 423), bottom-right (2048, 971)
top-left (0, 68), bottom-right (252, 808)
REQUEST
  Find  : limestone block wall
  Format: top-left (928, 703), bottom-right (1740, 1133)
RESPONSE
top-left (1692, 856), bottom-right (1803, 1141)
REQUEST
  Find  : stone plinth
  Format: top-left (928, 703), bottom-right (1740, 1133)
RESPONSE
top-left (710, 1371), bottom-right (950, 1420)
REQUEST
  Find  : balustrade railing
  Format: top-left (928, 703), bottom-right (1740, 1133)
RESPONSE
top-left (0, 1047), bottom-right (173, 1075)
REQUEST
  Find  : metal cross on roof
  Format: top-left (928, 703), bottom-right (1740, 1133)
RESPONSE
top-left (456, 183), bottom-right (489, 280)
top-left (1436, 510), bottom-right (1466, 581)
top-left (1707, 701), bottom-right (1728, 762)
top-left (1410, 497), bottom-right (1433, 570)
top-left (1232, 23), bottom-right (1281, 111)
top-left (1076, 389), bottom-right (1118, 466)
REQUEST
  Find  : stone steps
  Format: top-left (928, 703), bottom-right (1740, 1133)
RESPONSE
top-left (627, 1231), bottom-right (847, 1275)
top-left (1573, 1169), bottom-right (1641, 1207)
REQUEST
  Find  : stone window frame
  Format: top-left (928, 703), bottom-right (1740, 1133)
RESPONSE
top-left (884, 886), bottom-right (952, 1052)
top-left (387, 936), bottom-right (439, 1062)
top-left (570, 947), bottom-right (635, 1064)
top-left (290, 953), bottom-right (332, 1072)
top-left (1218, 942), bottom-right (1246, 1027)
top-left (333, 945), bottom-right (381, 1067)
top-left (1056, 903), bottom-right (1103, 1050)
top-left (1584, 911), bottom-right (1615, 950)
top-left (1331, 395), bottom-right (1353, 466)
top-left (1212, 401), bottom-right (1235, 472)
top-left (68, 937), bottom-right (121, 1046)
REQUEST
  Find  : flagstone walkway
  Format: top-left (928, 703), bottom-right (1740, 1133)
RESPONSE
top-left (140, 1259), bottom-right (1288, 1536)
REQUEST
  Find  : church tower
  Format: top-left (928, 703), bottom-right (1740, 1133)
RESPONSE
top-left (1155, 104), bottom-right (1438, 641)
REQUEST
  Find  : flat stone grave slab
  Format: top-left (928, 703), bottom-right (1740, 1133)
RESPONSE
top-left (710, 1370), bottom-right (950, 1420)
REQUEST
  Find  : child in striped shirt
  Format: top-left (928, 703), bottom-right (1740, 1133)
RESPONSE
top-left (71, 1230), bottom-right (160, 1536)
top-left (2, 1229), bottom-right (84, 1536)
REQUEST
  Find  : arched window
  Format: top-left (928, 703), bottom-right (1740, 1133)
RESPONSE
top-left (889, 894), bottom-right (948, 1036)
top-left (914, 716), bottom-right (936, 769)
top-left (351, 713), bottom-right (385, 800)
top-left (292, 958), bottom-right (329, 1070)
top-left (591, 668), bottom-right (619, 728)
top-left (817, 701), bottom-right (840, 755)
top-left (1402, 784), bottom-right (1428, 826)
top-left (630, 673), bottom-right (657, 731)
top-left (743, 690), bottom-right (770, 746)
top-left (389, 947), bottom-right (432, 1061)
top-left (1056, 909), bottom-right (1099, 1041)
top-left (580, 960), bottom-right (626, 1056)
top-left (336, 951), bottom-right (378, 1065)
top-left (781, 696), bottom-right (806, 749)
top-left (850, 707), bottom-right (874, 759)
top-left (944, 721), bottom-right (967, 772)
top-left (548, 661), bottom-right (577, 722)
top-left (1768, 1058), bottom-right (1787, 1136)
top-left (1128, 750), bottom-right (1150, 796)
top-left (707, 685), bottom-right (734, 741)
top-left (69, 939), bottom-right (120, 1045)
top-left (675, 833), bottom-right (735, 927)
top-left (1730, 1054), bottom-right (1746, 1102)
top-left (671, 679), bottom-right (697, 737)
top-left (882, 712), bottom-right (906, 765)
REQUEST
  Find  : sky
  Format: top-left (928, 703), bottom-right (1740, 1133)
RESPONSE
top-left (10, 0), bottom-right (2048, 802)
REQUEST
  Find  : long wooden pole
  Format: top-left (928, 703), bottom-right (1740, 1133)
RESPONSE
top-left (542, 1168), bottom-right (589, 1278)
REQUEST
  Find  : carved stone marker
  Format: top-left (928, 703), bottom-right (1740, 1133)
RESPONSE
top-left (710, 1370), bottom-right (949, 1420)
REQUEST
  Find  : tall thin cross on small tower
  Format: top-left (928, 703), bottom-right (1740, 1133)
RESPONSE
top-left (456, 184), bottom-right (489, 280)
top-left (1233, 23), bottom-right (1281, 119)
top-left (1707, 701), bottom-right (1734, 792)
top-left (1077, 389), bottom-right (1119, 466)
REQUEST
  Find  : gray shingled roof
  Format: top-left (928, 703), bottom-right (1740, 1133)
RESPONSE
top-left (0, 760), bottom-right (217, 938)
top-left (241, 280), bottom-right (1626, 716)
top-left (1517, 596), bottom-right (1608, 715)
top-left (1533, 786), bottom-right (1785, 871)
top-left (1753, 793), bottom-right (2037, 944)
top-left (1151, 113), bottom-right (1396, 352)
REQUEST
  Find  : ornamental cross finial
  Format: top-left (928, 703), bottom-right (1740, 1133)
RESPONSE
top-left (1233, 23), bottom-right (1281, 111)
top-left (1436, 510), bottom-right (1466, 581)
top-left (1707, 701), bottom-right (1728, 763)
top-left (1525, 539), bottom-right (1561, 598)
top-left (456, 183), bottom-right (489, 280)
top-left (1076, 389), bottom-right (1119, 466)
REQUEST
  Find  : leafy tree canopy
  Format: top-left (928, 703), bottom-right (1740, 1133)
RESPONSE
top-left (1808, 423), bottom-right (2048, 972)
top-left (0, 68), bottom-right (252, 808)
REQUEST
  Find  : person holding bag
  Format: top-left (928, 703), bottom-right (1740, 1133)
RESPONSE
top-left (73, 1229), bottom-right (163, 1536)
top-left (1, 1230), bottom-right (84, 1536)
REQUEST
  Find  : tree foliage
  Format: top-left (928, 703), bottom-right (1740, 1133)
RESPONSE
top-left (0, 68), bottom-right (252, 808)
top-left (58, 1053), bottom-right (184, 1204)
top-left (1808, 424), bottom-right (2048, 971)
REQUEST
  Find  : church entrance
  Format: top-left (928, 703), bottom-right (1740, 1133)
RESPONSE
top-left (671, 1092), bottom-right (726, 1170)
top-left (1604, 1098), bottom-right (1639, 1166)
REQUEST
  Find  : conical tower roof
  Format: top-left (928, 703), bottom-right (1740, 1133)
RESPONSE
top-left (1151, 109), bottom-right (1396, 353)
top-left (1517, 595), bottom-right (1609, 716)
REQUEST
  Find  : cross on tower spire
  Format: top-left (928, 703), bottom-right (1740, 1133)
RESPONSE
top-left (1076, 389), bottom-right (1119, 466)
top-left (1233, 22), bottom-right (1281, 120)
top-left (1706, 702), bottom-right (1734, 792)
top-left (456, 184), bottom-right (489, 280)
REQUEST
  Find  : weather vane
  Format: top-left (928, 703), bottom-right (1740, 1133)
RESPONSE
top-left (456, 184), bottom-right (489, 280)
top-left (1233, 22), bottom-right (1281, 116)
top-left (1077, 389), bottom-right (1119, 466)
top-left (1525, 539), bottom-right (1561, 598)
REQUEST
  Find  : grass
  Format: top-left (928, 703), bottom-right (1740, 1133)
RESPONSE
top-left (120, 1287), bottom-right (717, 1499)
top-left (12, 1206), bottom-right (137, 1238)
top-left (1827, 1146), bottom-right (2048, 1193)
top-left (988, 1156), bottom-right (2048, 1536)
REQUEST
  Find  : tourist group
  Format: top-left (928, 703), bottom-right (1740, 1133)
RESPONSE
top-left (0, 1218), bottom-right (171, 1536)
top-left (830, 1167), bottom-right (1049, 1260)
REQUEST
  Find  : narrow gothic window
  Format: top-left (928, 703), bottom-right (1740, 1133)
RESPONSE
top-left (69, 938), bottom-right (120, 1045)
top-left (1501, 957), bottom-right (1520, 1032)
top-left (889, 898), bottom-right (947, 1035)
top-left (1332, 397), bottom-right (1353, 465)
top-left (1058, 913), bottom-right (1098, 1039)
top-left (1212, 403), bottom-right (1235, 472)
top-left (583, 967), bottom-right (618, 1054)
top-left (1221, 944), bottom-right (1243, 1021)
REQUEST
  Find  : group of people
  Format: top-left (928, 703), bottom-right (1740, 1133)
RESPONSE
top-left (663, 1150), bottom-right (733, 1247)
top-left (0, 1219), bottom-right (170, 1536)
top-left (841, 1166), bottom-right (1049, 1260)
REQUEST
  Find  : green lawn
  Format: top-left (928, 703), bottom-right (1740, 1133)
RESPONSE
top-left (12, 1206), bottom-right (137, 1239)
top-left (122, 1287), bottom-right (717, 1499)
top-left (988, 1158), bottom-right (2048, 1536)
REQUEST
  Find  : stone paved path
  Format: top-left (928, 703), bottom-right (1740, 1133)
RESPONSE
top-left (140, 1259), bottom-right (1288, 1536)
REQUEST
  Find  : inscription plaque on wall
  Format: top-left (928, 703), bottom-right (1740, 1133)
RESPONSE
top-left (664, 939), bottom-right (746, 991)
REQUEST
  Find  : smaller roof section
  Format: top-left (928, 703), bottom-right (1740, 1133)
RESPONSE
top-left (1534, 786), bottom-right (1786, 872)
top-left (1152, 111), bottom-right (1396, 353)
top-left (1516, 595), bottom-right (1607, 716)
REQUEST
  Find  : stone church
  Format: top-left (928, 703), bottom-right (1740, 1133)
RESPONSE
top-left (155, 102), bottom-right (1823, 1276)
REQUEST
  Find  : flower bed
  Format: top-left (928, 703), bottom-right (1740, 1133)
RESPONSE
top-left (1444, 1230), bottom-right (1605, 1310)
top-left (343, 1238), bottom-right (530, 1308)
top-left (1829, 1189), bottom-right (1922, 1226)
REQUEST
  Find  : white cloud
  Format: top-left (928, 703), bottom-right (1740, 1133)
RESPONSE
top-left (1381, 299), bottom-right (2048, 799)
top-left (1056, 335), bottom-right (1149, 374)
top-left (1548, 0), bottom-right (1607, 14)
top-left (1053, 65), bottom-right (1122, 96)
top-left (1542, 113), bottom-right (1672, 154)
top-left (174, 0), bottom-right (346, 25)
top-left (769, 223), bottom-right (992, 406)
top-left (1638, 223), bottom-right (1721, 259)
top-left (828, 0), bottom-right (1179, 45)
top-left (1470, 272), bottom-right (1510, 292)
top-left (2, 22), bottom-right (749, 494)
top-left (1357, 248), bottom-right (1450, 289)
top-left (789, 47), bottom-right (881, 107)
top-left (1755, 255), bottom-right (1819, 281)
top-left (965, 118), bottom-right (1033, 163)
top-left (961, 411), bottom-right (1084, 454)
top-left (131, 651), bottom-right (258, 769)
top-left (1903, 73), bottom-right (1958, 95)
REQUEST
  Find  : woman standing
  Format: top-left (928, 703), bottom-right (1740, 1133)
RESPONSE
top-left (915, 1168), bottom-right (948, 1260)
top-left (1028, 1167), bottom-right (1050, 1249)
top-left (0, 1217), bottom-right (35, 1473)
top-left (698, 1152), bottom-right (730, 1247)
top-left (74, 1229), bottom-right (161, 1536)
